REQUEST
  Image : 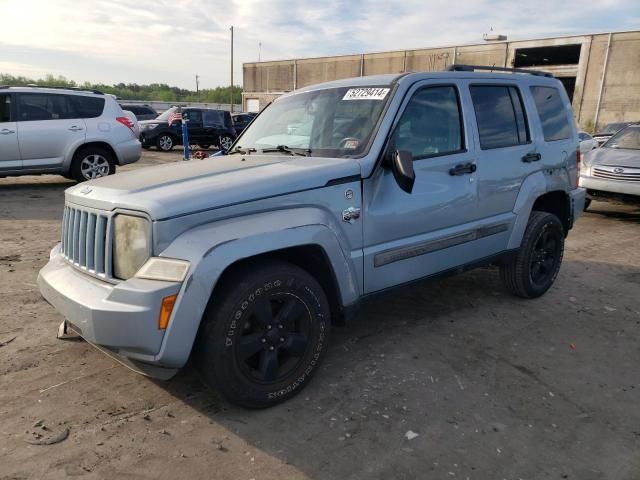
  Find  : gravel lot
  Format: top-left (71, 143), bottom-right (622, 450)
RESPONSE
top-left (1, 150), bottom-right (639, 479)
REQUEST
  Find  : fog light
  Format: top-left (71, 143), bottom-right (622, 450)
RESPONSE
top-left (159, 294), bottom-right (177, 330)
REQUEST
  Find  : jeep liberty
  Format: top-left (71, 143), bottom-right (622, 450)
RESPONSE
top-left (38, 65), bottom-right (586, 408)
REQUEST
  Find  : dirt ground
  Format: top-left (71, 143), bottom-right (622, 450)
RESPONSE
top-left (1, 150), bottom-right (639, 480)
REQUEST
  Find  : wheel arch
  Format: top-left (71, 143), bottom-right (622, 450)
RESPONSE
top-left (153, 213), bottom-right (361, 369)
top-left (65, 141), bottom-right (119, 172)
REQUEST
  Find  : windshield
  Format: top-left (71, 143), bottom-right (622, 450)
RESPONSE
top-left (156, 107), bottom-right (177, 121)
top-left (234, 86), bottom-right (392, 157)
top-left (604, 127), bottom-right (640, 150)
top-left (600, 122), bottom-right (627, 134)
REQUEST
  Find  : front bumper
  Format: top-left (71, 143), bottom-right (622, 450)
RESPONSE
top-left (38, 245), bottom-right (182, 373)
top-left (580, 175), bottom-right (640, 197)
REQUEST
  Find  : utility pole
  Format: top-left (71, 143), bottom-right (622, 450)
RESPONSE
top-left (230, 25), bottom-right (234, 112)
top-left (195, 74), bottom-right (199, 102)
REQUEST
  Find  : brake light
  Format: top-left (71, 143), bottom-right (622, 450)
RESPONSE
top-left (575, 149), bottom-right (581, 188)
top-left (116, 116), bottom-right (135, 132)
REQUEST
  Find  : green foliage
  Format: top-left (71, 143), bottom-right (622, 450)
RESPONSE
top-left (0, 73), bottom-right (242, 104)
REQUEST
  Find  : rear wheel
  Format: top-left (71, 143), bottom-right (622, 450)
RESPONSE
top-left (70, 147), bottom-right (116, 182)
top-left (500, 211), bottom-right (564, 298)
top-left (157, 134), bottom-right (175, 151)
top-left (196, 260), bottom-right (331, 408)
top-left (218, 135), bottom-right (234, 151)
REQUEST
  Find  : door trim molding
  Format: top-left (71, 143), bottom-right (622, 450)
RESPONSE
top-left (373, 222), bottom-right (509, 267)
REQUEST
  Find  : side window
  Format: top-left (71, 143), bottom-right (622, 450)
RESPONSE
top-left (391, 86), bottom-right (464, 160)
top-left (183, 110), bottom-right (202, 124)
top-left (67, 95), bottom-right (105, 118)
top-left (17, 93), bottom-right (72, 121)
top-left (203, 110), bottom-right (224, 126)
top-left (0, 94), bottom-right (11, 122)
top-left (470, 85), bottom-right (530, 149)
top-left (530, 86), bottom-right (572, 141)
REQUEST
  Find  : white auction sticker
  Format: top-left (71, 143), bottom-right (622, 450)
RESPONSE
top-left (342, 88), bottom-right (390, 101)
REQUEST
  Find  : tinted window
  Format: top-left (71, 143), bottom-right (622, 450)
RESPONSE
top-left (0, 94), bottom-right (11, 122)
top-left (391, 86), bottom-right (463, 160)
top-left (530, 86), bottom-right (571, 141)
top-left (67, 95), bottom-right (105, 118)
top-left (17, 93), bottom-right (74, 121)
top-left (204, 110), bottom-right (224, 126)
top-left (183, 110), bottom-right (202, 124)
top-left (470, 86), bottom-right (529, 149)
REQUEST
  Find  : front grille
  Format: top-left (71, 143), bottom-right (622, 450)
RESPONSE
top-left (593, 166), bottom-right (640, 182)
top-left (61, 205), bottom-right (112, 278)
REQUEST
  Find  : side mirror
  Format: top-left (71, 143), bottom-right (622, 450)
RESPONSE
top-left (390, 150), bottom-right (415, 193)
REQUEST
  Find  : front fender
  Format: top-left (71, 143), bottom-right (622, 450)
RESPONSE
top-left (153, 208), bottom-right (361, 368)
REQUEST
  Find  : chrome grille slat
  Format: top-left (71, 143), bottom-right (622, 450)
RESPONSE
top-left (593, 167), bottom-right (640, 182)
top-left (59, 204), bottom-right (112, 280)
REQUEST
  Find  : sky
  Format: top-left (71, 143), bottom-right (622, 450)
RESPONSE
top-left (0, 0), bottom-right (638, 90)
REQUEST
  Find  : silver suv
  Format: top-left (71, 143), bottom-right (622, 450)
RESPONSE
top-left (38, 65), bottom-right (586, 408)
top-left (0, 86), bottom-right (141, 181)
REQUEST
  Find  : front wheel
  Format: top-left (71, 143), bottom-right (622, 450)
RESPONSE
top-left (500, 211), bottom-right (564, 298)
top-left (218, 135), bottom-right (234, 151)
top-left (196, 260), bottom-right (331, 408)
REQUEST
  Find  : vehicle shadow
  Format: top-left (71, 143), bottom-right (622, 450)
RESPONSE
top-left (587, 201), bottom-right (640, 224)
top-left (152, 257), bottom-right (640, 479)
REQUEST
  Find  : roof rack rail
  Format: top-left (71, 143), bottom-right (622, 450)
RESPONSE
top-left (20, 84), bottom-right (105, 94)
top-left (446, 64), bottom-right (553, 78)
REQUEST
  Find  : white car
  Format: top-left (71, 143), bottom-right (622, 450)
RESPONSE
top-left (0, 86), bottom-right (141, 181)
top-left (578, 131), bottom-right (597, 154)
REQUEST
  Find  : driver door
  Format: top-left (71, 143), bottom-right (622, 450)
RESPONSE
top-left (362, 82), bottom-right (484, 293)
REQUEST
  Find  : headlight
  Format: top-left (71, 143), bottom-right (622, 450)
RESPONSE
top-left (135, 257), bottom-right (190, 282)
top-left (142, 124), bottom-right (158, 131)
top-left (113, 214), bottom-right (151, 280)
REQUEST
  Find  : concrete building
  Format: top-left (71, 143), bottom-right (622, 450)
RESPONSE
top-left (242, 30), bottom-right (640, 131)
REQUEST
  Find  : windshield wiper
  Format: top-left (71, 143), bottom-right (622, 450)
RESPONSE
top-left (228, 146), bottom-right (257, 155)
top-left (261, 145), bottom-right (311, 156)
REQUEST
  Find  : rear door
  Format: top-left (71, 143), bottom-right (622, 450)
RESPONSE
top-left (16, 92), bottom-right (86, 171)
top-left (0, 93), bottom-right (21, 171)
top-left (203, 109), bottom-right (227, 143)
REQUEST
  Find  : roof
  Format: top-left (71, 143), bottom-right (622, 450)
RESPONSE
top-left (0, 85), bottom-right (104, 95)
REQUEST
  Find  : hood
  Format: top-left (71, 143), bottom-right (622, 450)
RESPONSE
top-left (583, 147), bottom-right (640, 168)
top-left (65, 154), bottom-right (361, 220)
top-left (139, 119), bottom-right (166, 126)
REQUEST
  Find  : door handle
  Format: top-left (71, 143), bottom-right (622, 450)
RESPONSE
top-left (0, 129), bottom-right (15, 135)
top-left (449, 162), bottom-right (477, 176)
top-left (68, 126), bottom-right (84, 132)
top-left (522, 152), bottom-right (542, 163)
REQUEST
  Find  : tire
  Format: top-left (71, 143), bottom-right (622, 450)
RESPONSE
top-left (198, 144), bottom-right (211, 150)
top-left (584, 198), bottom-right (592, 211)
top-left (196, 260), bottom-right (331, 408)
top-left (70, 147), bottom-right (116, 182)
top-left (218, 135), bottom-right (234, 151)
top-left (500, 211), bottom-right (564, 299)
top-left (157, 134), bottom-right (175, 151)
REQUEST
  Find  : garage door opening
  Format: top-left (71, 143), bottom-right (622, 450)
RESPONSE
top-left (514, 44), bottom-right (581, 67)
top-left (558, 77), bottom-right (577, 102)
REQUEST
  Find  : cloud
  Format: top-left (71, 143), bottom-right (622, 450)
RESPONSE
top-left (0, 0), bottom-right (637, 89)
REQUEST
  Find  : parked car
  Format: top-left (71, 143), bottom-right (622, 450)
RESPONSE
top-left (580, 124), bottom-right (640, 209)
top-left (38, 65), bottom-right (585, 409)
top-left (0, 86), bottom-right (141, 181)
top-left (578, 131), bottom-right (597, 154)
top-left (592, 121), bottom-right (638, 146)
top-left (120, 104), bottom-right (158, 121)
top-left (139, 107), bottom-right (236, 151)
top-left (232, 112), bottom-right (257, 135)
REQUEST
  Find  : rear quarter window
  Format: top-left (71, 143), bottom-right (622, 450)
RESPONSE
top-left (67, 95), bottom-right (105, 119)
top-left (530, 86), bottom-right (572, 141)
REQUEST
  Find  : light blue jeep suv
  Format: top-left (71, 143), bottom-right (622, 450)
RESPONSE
top-left (38, 65), bottom-right (586, 408)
